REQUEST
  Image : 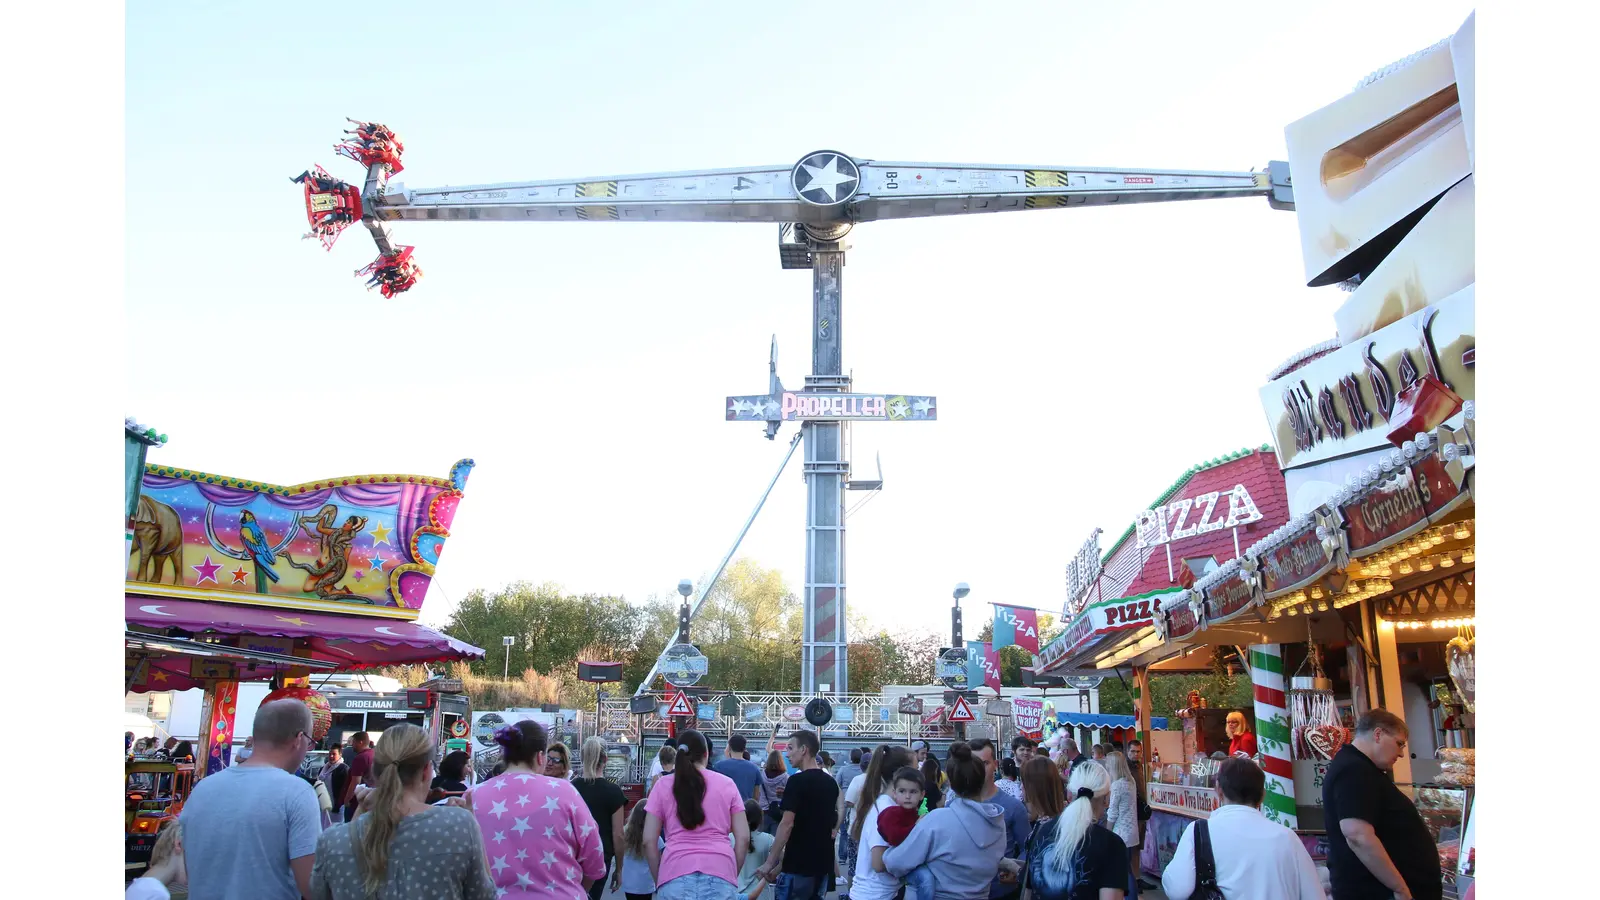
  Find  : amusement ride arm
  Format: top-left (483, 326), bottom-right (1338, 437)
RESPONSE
top-left (370, 158), bottom-right (1292, 226)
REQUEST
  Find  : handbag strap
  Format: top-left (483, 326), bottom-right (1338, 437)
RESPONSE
top-left (1194, 818), bottom-right (1220, 891)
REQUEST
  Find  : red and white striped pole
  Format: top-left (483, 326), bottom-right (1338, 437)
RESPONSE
top-left (1248, 643), bottom-right (1298, 828)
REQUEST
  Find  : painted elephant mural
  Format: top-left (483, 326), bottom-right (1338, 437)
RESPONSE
top-left (130, 495), bottom-right (183, 584)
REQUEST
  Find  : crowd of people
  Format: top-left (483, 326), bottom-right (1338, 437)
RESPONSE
top-left (126, 702), bottom-right (1444, 900)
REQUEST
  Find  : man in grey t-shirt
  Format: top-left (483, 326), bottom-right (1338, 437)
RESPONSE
top-left (181, 699), bottom-right (321, 899)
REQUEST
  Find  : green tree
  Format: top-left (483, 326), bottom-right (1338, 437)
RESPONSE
top-left (443, 581), bottom-right (643, 682)
top-left (1095, 647), bottom-right (1253, 719)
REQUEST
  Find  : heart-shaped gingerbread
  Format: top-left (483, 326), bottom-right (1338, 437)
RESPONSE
top-left (1305, 724), bottom-right (1347, 760)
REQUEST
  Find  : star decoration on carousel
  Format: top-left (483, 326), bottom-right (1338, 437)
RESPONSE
top-left (913, 398), bottom-right (935, 416)
top-left (887, 398), bottom-right (911, 419)
top-left (192, 555), bottom-right (222, 584)
top-left (729, 398), bottom-right (749, 416)
top-left (369, 552), bottom-right (386, 572)
top-left (792, 151), bottom-right (860, 206)
top-left (369, 521), bottom-right (393, 547)
top-left (230, 566), bottom-right (249, 585)
top-left (275, 615), bottom-right (311, 626)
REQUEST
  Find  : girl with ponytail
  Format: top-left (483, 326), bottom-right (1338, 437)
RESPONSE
top-left (1023, 758), bottom-right (1130, 900)
top-left (308, 723), bottom-right (496, 899)
top-left (642, 729), bottom-right (751, 900)
top-left (468, 720), bottom-right (608, 898)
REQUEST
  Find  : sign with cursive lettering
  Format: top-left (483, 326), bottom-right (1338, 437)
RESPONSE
top-left (1341, 467), bottom-right (1430, 555)
top-left (1412, 453), bottom-right (1469, 519)
top-left (1163, 597), bottom-right (1202, 642)
top-left (1203, 571), bottom-right (1259, 625)
top-left (1261, 289), bottom-right (1474, 472)
top-left (1260, 527), bottom-right (1339, 596)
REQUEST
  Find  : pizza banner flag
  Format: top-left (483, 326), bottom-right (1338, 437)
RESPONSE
top-left (992, 604), bottom-right (1041, 654)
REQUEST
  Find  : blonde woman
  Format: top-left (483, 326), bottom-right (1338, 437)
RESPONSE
top-left (309, 723), bottom-right (495, 899)
top-left (1102, 751), bottom-right (1141, 896)
top-left (572, 736), bottom-right (628, 900)
top-left (1024, 759), bottom-right (1128, 900)
top-left (1226, 711), bottom-right (1258, 758)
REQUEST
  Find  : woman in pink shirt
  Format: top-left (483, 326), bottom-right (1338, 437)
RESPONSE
top-left (643, 729), bottom-right (750, 900)
top-left (469, 721), bottom-right (605, 897)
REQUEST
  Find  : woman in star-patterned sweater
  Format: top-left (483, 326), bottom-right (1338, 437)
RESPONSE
top-left (471, 721), bottom-right (606, 897)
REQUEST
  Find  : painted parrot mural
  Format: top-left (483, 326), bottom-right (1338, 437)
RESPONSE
top-left (238, 510), bottom-right (281, 593)
top-left (204, 505), bottom-right (297, 594)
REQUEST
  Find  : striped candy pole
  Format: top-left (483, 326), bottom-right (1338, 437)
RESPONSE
top-left (1248, 644), bottom-right (1298, 828)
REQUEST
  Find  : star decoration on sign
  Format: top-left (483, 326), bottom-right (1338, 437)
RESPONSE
top-left (888, 399), bottom-right (911, 419)
top-left (230, 567), bottom-right (249, 585)
top-left (152, 670), bottom-right (169, 683)
top-left (793, 152), bottom-right (860, 205)
top-left (913, 398), bottom-right (935, 415)
top-left (729, 398), bottom-right (748, 415)
top-left (192, 555), bottom-right (222, 584)
top-left (369, 521), bottom-right (392, 546)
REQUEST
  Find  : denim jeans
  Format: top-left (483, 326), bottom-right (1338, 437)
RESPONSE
top-left (657, 872), bottom-right (737, 900)
top-left (903, 865), bottom-right (937, 900)
top-left (774, 873), bottom-right (828, 900)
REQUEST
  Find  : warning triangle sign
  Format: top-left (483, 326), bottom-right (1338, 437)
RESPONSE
top-left (665, 690), bottom-right (694, 717)
top-left (948, 695), bottom-right (976, 723)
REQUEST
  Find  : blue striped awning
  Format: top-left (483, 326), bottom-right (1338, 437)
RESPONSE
top-left (1055, 712), bottom-right (1169, 731)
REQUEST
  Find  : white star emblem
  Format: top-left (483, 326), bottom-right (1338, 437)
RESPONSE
top-left (913, 398), bottom-right (934, 415)
top-left (889, 400), bottom-right (911, 418)
top-left (516, 848), bottom-right (529, 860)
top-left (798, 155), bottom-right (857, 203)
top-left (543, 826), bottom-right (555, 838)
top-left (489, 799), bottom-right (508, 819)
top-left (511, 816), bottom-right (531, 836)
top-left (491, 855), bottom-right (509, 875)
top-left (491, 830), bottom-right (506, 844)
top-left (579, 822), bottom-right (594, 838)
top-left (540, 850), bottom-right (557, 869)
top-left (495, 889), bottom-right (507, 899)
top-left (516, 794), bottom-right (531, 808)
top-left (566, 866), bottom-right (579, 881)
top-left (542, 794), bottom-right (561, 813)
top-left (517, 873), bottom-right (535, 888)
top-left (564, 821), bottom-right (574, 835)
top-left (729, 398), bottom-right (748, 415)
top-left (492, 778), bottom-right (507, 791)
top-left (515, 773), bottom-right (536, 783)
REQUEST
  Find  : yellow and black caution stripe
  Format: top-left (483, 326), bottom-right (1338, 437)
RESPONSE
top-left (1023, 170), bottom-right (1070, 209)
top-left (574, 181), bottom-right (620, 220)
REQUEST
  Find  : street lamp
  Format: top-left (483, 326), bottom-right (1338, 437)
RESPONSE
top-left (677, 579), bottom-right (694, 644)
top-left (502, 635), bottom-right (514, 681)
top-left (952, 583), bottom-right (970, 647)
top-left (952, 582), bottom-right (971, 741)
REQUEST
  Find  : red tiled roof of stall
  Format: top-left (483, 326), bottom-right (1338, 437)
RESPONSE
top-left (1097, 446), bottom-right (1290, 602)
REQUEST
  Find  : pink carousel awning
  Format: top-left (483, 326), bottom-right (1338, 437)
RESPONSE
top-left (125, 595), bottom-right (485, 673)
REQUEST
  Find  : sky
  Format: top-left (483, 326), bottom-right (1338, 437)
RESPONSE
top-left (124, 1), bottom-right (1477, 638)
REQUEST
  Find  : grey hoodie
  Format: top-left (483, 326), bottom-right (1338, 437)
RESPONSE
top-left (882, 797), bottom-right (1007, 900)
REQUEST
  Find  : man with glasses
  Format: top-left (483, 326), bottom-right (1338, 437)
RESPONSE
top-left (1323, 708), bottom-right (1441, 900)
top-left (178, 699), bottom-right (323, 900)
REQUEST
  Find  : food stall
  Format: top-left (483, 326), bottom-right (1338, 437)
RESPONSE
top-left (126, 447), bottom-right (487, 777)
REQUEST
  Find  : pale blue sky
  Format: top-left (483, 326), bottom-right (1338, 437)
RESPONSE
top-left (125, 1), bottom-right (1475, 635)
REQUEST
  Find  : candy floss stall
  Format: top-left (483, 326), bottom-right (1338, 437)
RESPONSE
top-left (125, 428), bottom-right (486, 775)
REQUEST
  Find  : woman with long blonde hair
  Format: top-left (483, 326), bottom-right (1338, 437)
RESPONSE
top-left (309, 723), bottom-right (495, 899)
top-left (572, 736), bottom-right (628, 900)
top-left (1023, 759), bottom-right (1129, 900)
